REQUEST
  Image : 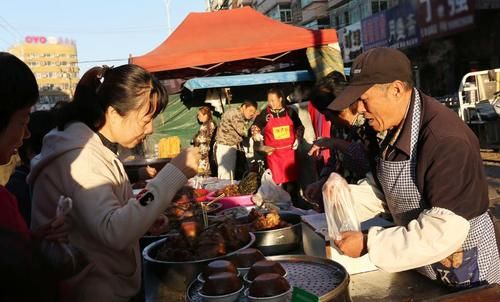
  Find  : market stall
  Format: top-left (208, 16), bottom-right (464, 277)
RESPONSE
top-left (124, 7), bottom-right (498, 302)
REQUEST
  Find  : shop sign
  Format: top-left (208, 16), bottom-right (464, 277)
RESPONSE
top-left (24, 36), bottom-right (76, 45)
top-left (25, 36), bottom-right (47, 44)
top-left (361, 12), bottom-right (388, 50)
top-left (386, 0), bottom-right (419, 49)
top-left (417, 0), bottom-right (475, 41)
top-left (338, 21), bottom-right (363, 63)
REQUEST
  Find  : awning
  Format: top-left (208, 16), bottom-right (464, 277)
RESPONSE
top-left (184, 70), bottom-right (315, 91)
top-left (130, 7), bottom-right (338, 76)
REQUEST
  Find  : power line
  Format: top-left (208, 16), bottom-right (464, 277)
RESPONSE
top-left (0, 15), bottom-right (22, 39)
top-left (77, 58), bottom-right (128, 64)
top-left (12, 25), bottom-right (168, 35)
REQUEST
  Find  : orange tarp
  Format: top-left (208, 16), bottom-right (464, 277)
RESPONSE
top-left (130, 7), bottom-right (337, 73)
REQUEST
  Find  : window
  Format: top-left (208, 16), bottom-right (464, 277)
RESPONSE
top-left (280, 8), bottom-right (292, 23)
top-left (380, 0), bottom-right (388, 10)
top-left (371, 0), bottom-right (389, 14)
top-left (344, 11), bottom-right (350, 25)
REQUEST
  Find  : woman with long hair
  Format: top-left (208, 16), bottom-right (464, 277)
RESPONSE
top-left (29, 65), bottom-right (200, 301)
top-left (192, 106), bottom-right (216, 176)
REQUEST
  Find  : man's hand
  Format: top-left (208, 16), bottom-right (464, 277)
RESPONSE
top-left (334, 231), bottom-right (367, 258)
top-left (304, 180), bottom-right (324, 204)
top-left (170, 147), bottom-right (201, 178)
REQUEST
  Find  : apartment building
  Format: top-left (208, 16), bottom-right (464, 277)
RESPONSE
top-left (9, 36), bottom-right (79, 106)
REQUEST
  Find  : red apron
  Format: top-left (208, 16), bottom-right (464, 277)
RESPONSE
top-left (263, 107), bottom-right (297, 184)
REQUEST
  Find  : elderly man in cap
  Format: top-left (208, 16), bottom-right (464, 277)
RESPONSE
top-left (330, 47), bottom-right (499, 288)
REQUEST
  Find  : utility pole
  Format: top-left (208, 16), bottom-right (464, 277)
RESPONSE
top-left (164, 0), bottom-right (172, 34)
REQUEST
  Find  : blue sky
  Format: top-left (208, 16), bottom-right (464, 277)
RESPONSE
top-left (0, 0), bottom-right (206, 76)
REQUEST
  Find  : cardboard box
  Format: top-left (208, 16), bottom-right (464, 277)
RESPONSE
top-left (301, 213), bottom-right (393, 275)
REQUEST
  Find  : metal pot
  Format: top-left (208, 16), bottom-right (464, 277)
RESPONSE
top-left (142, 233), bottom-right (256, 302)
top-left (241, 212), bottom-right (302, 256)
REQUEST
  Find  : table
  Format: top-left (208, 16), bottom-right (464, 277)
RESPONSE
top-left (350, 269), bottom-right (450, 301)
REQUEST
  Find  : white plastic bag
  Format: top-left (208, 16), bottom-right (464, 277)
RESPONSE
top-left (40, 196), bottom-right (88, 279)
top-left (322, 173), bottom-right (360, 241)
top-left (252, 169), bottom-right (291, 209)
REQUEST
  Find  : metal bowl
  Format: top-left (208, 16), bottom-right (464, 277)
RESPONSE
top-left (143, 233), bottom-right (256, 301)
top-left (239, 212), bottom-right (302, 256)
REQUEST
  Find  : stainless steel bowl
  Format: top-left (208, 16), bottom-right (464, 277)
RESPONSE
top-left (240, 212), bottom-right (302, 256)
top-left (142, 233), bottom-right (256, 302)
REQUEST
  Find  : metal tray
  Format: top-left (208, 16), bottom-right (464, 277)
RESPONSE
top-left (185, 254), bottom-right (350, 302)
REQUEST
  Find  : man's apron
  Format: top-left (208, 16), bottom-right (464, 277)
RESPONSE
top-left (376, 89), bottom-right (499, 288)
top-left (264, 107), bottom-right (297, 184)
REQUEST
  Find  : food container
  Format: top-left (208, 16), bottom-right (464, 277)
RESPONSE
top-left (230, 248), bottom-right (266, 275)
top-left (244, 273), bottom-right (293, 302)
top-left (194, 189), bottom-right (210, 202)
top-left (199, 286), bottom-right (244, 302)
top-left (186, 255), bottom-right (351, 302)
top-left (206, 191), bottom-right (254, 210)
top-left (240, 212), bottom-right (302, 256)
top-left (142, 233), bottom-right (255, 302)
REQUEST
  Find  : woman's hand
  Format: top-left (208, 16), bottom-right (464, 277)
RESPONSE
top-left (148, 214), bottom-right (169, 236)
top-left (32, 216), bottom-right (69, 244)
top-left (308, 138), bottom-right (332, 158)
top-left (170, 147), bottom-right (201, 179)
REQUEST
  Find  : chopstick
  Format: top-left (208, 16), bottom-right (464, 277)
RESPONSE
top-left (202, 204), bottom-right (208, 229)
top-left (201, 193), bottom-right (225, 229)
top-left (204, 193), bottom-right (225, 207)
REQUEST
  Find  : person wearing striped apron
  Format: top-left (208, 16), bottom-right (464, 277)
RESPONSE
top-left (327, 48), bottom-right (499, 288)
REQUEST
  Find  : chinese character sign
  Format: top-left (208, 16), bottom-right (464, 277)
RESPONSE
top-left (417, 0), bottom-right (475, 41)
top-left (386, 0), bottom-right (419, 49)
top-left (362, 12), bottom-right (388, 50)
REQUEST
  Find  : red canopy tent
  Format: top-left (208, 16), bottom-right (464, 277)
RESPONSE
top-left (130, 7), bottom-right (338, 79)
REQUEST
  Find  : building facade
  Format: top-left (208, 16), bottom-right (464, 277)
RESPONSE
top-left (8, 36), bottom-right (79, 107)
top-left (213, 0), bottom-right (499, 97)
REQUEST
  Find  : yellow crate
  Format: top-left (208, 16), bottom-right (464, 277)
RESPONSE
top-left (158, 136), bottom-right (180, 158)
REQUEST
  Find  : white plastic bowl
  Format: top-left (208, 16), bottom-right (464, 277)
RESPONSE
top-left (198, 285), bottom-right (244, 302)
top-left (244, 287), bottom-right (293, 302)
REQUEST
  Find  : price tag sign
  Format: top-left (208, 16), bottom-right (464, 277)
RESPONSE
top-left (291, 287), bottom-right (319, 302)
top-left (272, 125), bottom-right (291, 140)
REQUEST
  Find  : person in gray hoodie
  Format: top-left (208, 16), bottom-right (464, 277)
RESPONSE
top-left (29, 65), bottom-right (200, 302)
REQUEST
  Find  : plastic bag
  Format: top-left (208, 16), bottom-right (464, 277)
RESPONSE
top-left (252, 169), bottom-right (291, 209)
top-left (322, 173), bottom-right (360, 241)
top-left (40, 196), bottom-right (88, 279)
